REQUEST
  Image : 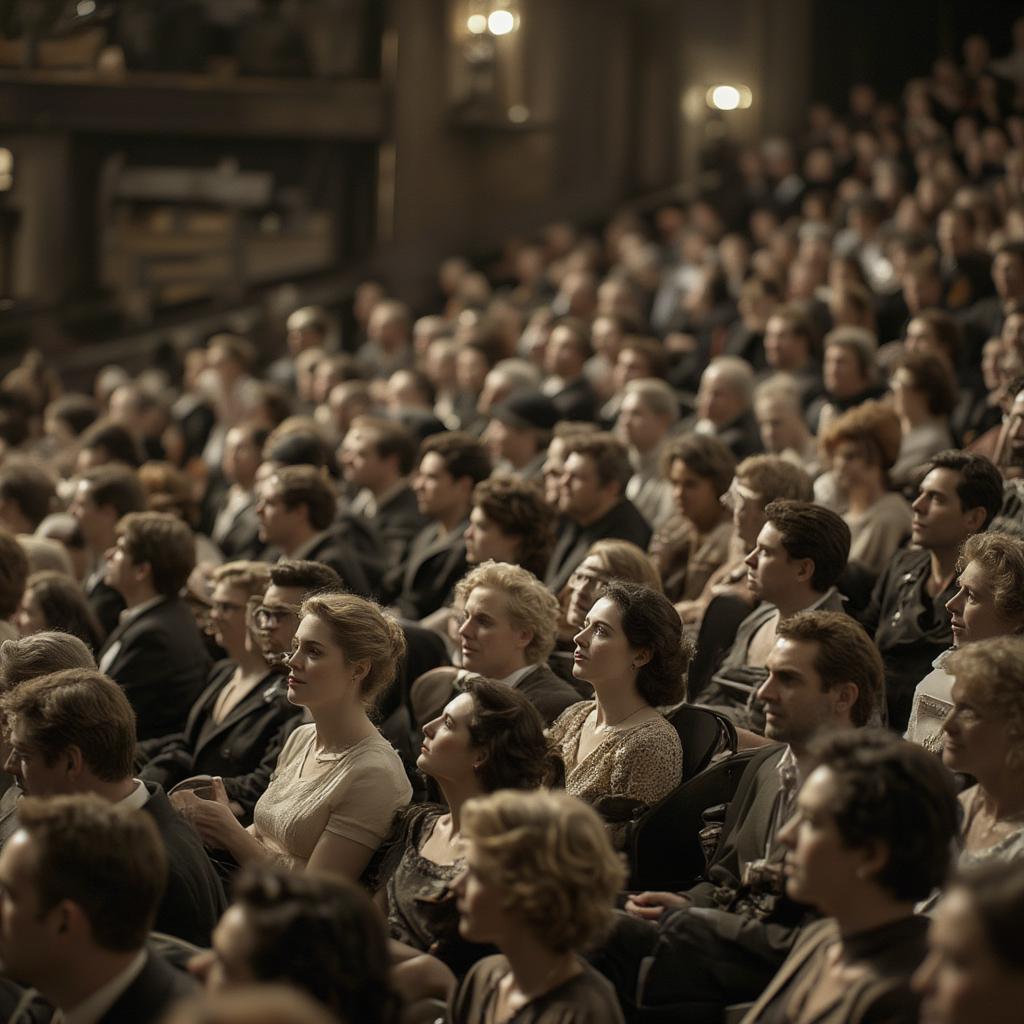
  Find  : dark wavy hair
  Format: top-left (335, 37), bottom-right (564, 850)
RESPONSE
top-left (233, 866), bottom-right (401, 1024)
top-left (22, 571), bottom-right (106, 652)
top-left (471, 476), bottom-right (557, 579)
top-left (601, 580), bottom-right (692, 705)
top-left (460, 676), bottom-right (563, 791)
top-left (807, 730), bottom-right (958, 902)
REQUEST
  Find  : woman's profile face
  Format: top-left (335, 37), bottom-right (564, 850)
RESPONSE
top-left (914, 887), bottom-right (1024, 1024)
top-left (14, 589), bottom-right (46, 638)
top-left (418, 692), bottom-right (479, 785)
top-left (571, 596), bottom-right (640, 690)
top-left (285, 614), bottom-right (364, 710)
top-left (941, 679), bottom-right (1013, 783)
top-left (453, 840), bottom-right (509, 946)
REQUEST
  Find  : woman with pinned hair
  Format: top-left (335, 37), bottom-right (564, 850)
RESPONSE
top-left (366, 677), bottom-right (561, 990)
top-left (549, 580), bottom-right (691, 846)
top-left (450, 790), bottom-right (626, 1023)
top-left (14, 570), bottom-right (106, 653)
top-left (177, 592), bottom-right (412, 881)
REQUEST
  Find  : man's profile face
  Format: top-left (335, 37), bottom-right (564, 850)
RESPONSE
top-left (756, 637), bottom-right (836, 748)
top-left (254, 584), bottom-right (305, 659)
top-left (0, 831), bottom-right (55, 985)
top-left (744, 522), bottom-right (802, 606)
top-left (910, 468), bottom-right (972, 550)
top-left (3, 721), bottom-right (72, 798)
top-left (558, 453), bottom-right (607, 522)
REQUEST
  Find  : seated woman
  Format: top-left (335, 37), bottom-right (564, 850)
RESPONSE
top-left (741, 730), bottom-right (959, 1024)
top-left (549, 581), bottom-right (689, 843)
top-left (178, 592), bottom-right (412, 880)
top-left (189, 865), bottom-right (402, 1024)
top-left (141, 561), bottom-right (301, 823)
top-left (820, 398), bottom-right (912, 576)
top-left (913, 860), bottom-right (1024, 1024)
top-left (451, 790), bottom-right (626, 1024)
top-left (14, 570), bottom-right (106, 653)
top-left (940, 636), bottom-right (1024, 868)
top-left (367, 677), bottom-right (559, 984)
top-left (888, 350), bottom-right (957, 488)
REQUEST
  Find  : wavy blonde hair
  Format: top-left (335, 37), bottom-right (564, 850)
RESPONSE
top-left (461, 790), bottom-right (625, 952)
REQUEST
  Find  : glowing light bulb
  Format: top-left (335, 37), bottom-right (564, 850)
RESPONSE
top-left (466, 13), bottom-right (488, 34)
top-left (710, 85), bottom-right (741, 110)
top-left (488, 9), bottom-right (515, 35)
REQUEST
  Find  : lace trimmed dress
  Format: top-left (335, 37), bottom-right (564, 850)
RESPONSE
top-left (248, 722), bottom-right (412, 871)
top-left (547, 701), bottom-right (682, 847)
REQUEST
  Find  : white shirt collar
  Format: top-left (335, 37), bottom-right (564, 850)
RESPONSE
top-left (117, 779), bottom-right (151, 812)
top-left (64, 950), bottom-right (147, 1024)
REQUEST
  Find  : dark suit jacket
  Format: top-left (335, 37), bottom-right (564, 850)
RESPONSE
top-left (144, 783), bottom-right (226, 947)
top-left (740, 916), bottom-right (928, 1024)
top-left (85, 574), bottom-right (125, 638)
top-left (98, 598), bottom-right (212, 742)
top-left (138, 661), bottom-right (302, 822)
top-left (211, 497), bottom-right (263, 561)
top-left (545, 499), bottom-right (653, 594)
top-left (299, 529), bottom-right (373, 598)
top-left (387, 520), bottom-right (469, 621)
top-left (373, 484), bottom-right (428, 573)
top-left (517, 664), bottom-right (585, 725)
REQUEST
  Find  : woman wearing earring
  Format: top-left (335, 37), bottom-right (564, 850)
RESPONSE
top-left (366, 677), bottom-right (560, 987)
top-left (177, 592), bottom-right (412, 881)
top-left (548, 581), bottom-right (690, 845)
top-left (451, 790), bottom-right (625, 1024)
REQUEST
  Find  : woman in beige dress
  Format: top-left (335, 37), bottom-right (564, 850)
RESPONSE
top-left (180, 591), bottom-right (412, 881)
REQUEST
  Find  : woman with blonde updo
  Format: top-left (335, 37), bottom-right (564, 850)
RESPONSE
top-left (451, 790), bottom-right (626, 1023)
top-left (179, 592), bottom-right (412, 880)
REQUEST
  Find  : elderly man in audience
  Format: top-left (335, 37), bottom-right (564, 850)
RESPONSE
top-left (684, 356), bottom-right (763, 460)
top-left (906, 531), bottom-right (1024, 748)
top-left (0, 795), bottom-right (197, 1023)
top-left (1, 668), bottom-right (226, 945)
top-left (593, 611), bottom-right (883, 1016)
top-left (859, 450), bottom-right (1004, 731)
top-left (97, 511), bottom-right (211, 741)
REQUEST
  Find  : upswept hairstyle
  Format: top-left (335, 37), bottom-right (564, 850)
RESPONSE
top-left (763, 499), bottom-right (851, 592)
top-left (951, 861), bottom-right (1024, 971)
top-left (298, 593), bottom-right (406, 704)
top-left (585, 539), bottom-right (662, 592)
top-left (269, 465), bottom-right (337, 531)
top-left (736, 454), bottom-right (813, 505)
top-left (17, 794), bottom-right (166, 951)
top-left (418, 431), bottom-right (492, 485)
top-left (0, 631), bottom-right (96, 694)
top-left (661, 434), bottom-right (737, 498)
top-left (564, 432), bottom-right (633, 491)
top-left (821, 399), bottom-right (902, 471)
top-left (116, 510), bottom-right (195, 597)
top-left (925, 450), bottom-right (1004, 530)
top-left (957, 532), bottom-right (1024, 625)
top-left (807, 730), bottom-right (958, 902)
top-left (460, 790), bottom-right (625, 952)
top-left (775, 611), bottom-right (883, 728)
top-left (1, 668), bottom-right (136, 781)
top-left (460, 676), bottom-right (562, 792)
top-left (945, 636), bottom-right (1024, 771)
top-left (601, 580), bottom-right (692, 706)
top-left (454, 561), bottom-right (559, 665)
top-left (470, 476), bottom-right (557, 580)
top-left (231, 866), bottom-right (401, 1024)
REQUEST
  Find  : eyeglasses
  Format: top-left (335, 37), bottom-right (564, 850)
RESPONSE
top-left (249, 600), bottom-right (301, 629)
top-left (720, 479), bottom-right (762, 511)
top-left (568, 569), bottom-right (611, 593)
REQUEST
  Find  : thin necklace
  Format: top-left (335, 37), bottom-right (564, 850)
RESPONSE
top-left (597, 704), bottom-right (649, 730)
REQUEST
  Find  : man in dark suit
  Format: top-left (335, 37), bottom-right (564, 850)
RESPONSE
top-left (543, 317), bottom-right (598, 422)
top-left (68, 463), bottom-right (147, 636)
top-left (255, 464), bottom-right (372, 597)
top-left (208, 421), bottom-right (268, 561)
top-left (2, 668), bottom-right (226, 947)
top-left (591, 611), bottom-right (884, 1015)
top-left (545, 432), bottom-right (652, 595)
top-left (339, 415), bottom-right (427, 573)
top-left (0, 794), bottom-right (196, 1023)
top-left (680, 356), bottom-right (764, 460)
top-left (383, 431), bottom-right (492, 621)
top-left (410, 561), bottom-right (582, 727)
top-left (96, 511), bottom-right (211, 741)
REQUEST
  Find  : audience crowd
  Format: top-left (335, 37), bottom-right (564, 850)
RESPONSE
top-left (2, 23), bottom-right (1024, 1024)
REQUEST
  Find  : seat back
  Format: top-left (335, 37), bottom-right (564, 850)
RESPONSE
top-left (666, 703), bottom-right (738, 780)
top-left (624, 747), bottom-right (759, 892)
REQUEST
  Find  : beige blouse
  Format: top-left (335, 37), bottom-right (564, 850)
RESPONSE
top-left (548, 701), bottom-right (682, 838)
top-left (249, 723), bottom-right (412, 871)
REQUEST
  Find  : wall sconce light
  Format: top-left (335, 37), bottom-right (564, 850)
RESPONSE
top-left (452, 1), bottom-right (524, 127)
top-left (705, 84), bottom-right (753, 111)
top-left (464, 2), bottom-right (519, 39)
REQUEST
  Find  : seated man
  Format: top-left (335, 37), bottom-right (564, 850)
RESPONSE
top-left (545, 432), bottom-right (652, 595)
top-left (594, 611), bottom-right (882, 1016)
top-left (705, 500), bottom-right (851, 727)
top-left (410, 561), bottom-right (583, 728)
top-left (906, 531), bottom-right (1024, 750)
top-left (682, 356), bottom-right (763, 460)
top-left (0, 795), bottom-right (196, 1022)
top-left (858, 450), bottom-right (1003, 730)
top-left (740, 731), bottom-right (958, 1023)
top-left (482, 392), bottom-right (558, 483)
top-left (384, 431), bottom-right (492, 621)
top-left (2, 668), bottom-right (226, 946)
top-left (255, 464), bottom-right (371, 597)
top-left (542, 317), bottom-right (598, 423)
top-left (97, 511), bottom-right (211, 740)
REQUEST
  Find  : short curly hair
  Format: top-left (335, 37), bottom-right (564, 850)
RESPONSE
top-left (945, 636), bottom-right (1024, 771)
top-left (821, 399), bottom-right (902, 471)
top-left (471, 476), bottom-right (556, 579)
top-left (461, 790), bottom-right (625, 952)
top-left (957, 532), bottom-right (1024, 625)
top-left (601, 580), bottom-right (692, 706)
top-left (661, 434), bottom-right (736, 498)
top-left (807, 730), bottom-right (958, 902)
top-left (454, 561), bottom-right (559, 664)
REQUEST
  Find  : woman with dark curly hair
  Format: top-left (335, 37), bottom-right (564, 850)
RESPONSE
top-left (464, 475), bottom-right (556, 580)
top-left (190, 865), bottom-right (402, 1024)
top-left (366, 677), bottom-right (561, 995)
top-left (549, 581), bottom-right (691, 845)
top-left (15, 570), bottom-right (106, 653)
top-left (451, 790), bottom-right (626, 1023)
